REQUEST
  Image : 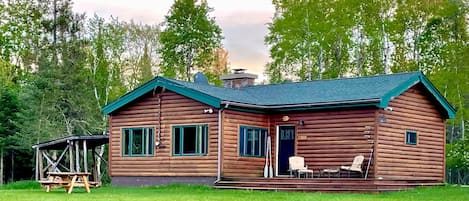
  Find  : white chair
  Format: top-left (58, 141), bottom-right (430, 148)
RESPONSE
top-left (340, 155), bottom-right (365, 177)
top-left (288, 156), bottom-right (314, 178)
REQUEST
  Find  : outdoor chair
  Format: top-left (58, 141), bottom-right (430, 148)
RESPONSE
top-left (288, 156), bottom-right (314, 178)
top-left (340, 155), bottom-right (365, 177)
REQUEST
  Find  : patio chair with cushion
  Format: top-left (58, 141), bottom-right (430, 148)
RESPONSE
top-left (288, 156), bottom-right (314, 178)
top-left (340, 155), bottom-right (365, 177)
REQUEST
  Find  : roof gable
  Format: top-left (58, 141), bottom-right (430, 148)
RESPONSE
top-left (378, 72), bottom-right (455, 118)
top-left (102, 72), bottom-right (456, 118)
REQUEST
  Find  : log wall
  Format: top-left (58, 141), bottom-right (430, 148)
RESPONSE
top-left (222, 110), bottom-right (269, 177)
top-left (375, 84), bottom-right (445, 181)
top-left (109, 91), bottom-right (219, 177)
top-left (270, 109), bottom-right (377, 176)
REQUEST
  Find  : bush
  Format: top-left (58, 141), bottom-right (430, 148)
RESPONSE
top-left (446, 139), bottom-right (469, 170)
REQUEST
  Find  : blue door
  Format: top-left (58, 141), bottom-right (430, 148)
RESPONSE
top-left (278, 126), bottom-right (295, 175)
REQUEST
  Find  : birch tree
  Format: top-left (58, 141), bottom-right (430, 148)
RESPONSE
top-left (159, 0), bottom-right (223, 82)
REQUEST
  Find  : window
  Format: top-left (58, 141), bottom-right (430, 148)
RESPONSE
top-left (239, 126), bottom-right (268, 157)
top-left (406, 130), bottom-right (417, 145)
top-left (173, 125), bottom-right (208, 156)
top-left (122, 127), bottom-right (154, 156)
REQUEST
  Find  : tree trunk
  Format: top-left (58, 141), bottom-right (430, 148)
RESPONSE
top-left (10, 150), bottom-right (14, 182)
top-left (0, 149), bottom-right (3, 185)
top-left (318, 46), bottom-right (323, 80)
top-left (96, 145), bottom-right (105, 182)
top-left (462, 119), bottom-right (465, 140)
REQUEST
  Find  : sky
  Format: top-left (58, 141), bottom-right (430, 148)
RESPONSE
top-left (73, 0), bottom-right (275, 79)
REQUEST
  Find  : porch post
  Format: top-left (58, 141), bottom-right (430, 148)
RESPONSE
top-left (38, 149), bottom-right (44, 180)
top-left (35, 147), bottom-right (39, 181)
top-left (83, 140), bottom-right (88, 173)
top-left (75, 141), bottom-right (80, 172)
top-left (92, 147), bottom-right (98, 182)
top-left (69, 140), bottom-right (74, 172)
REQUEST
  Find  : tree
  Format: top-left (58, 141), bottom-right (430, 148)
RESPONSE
top-left (17, 0), bottom-right (101, 147)
top-left (266, 0), bottom-right (356, 83)
top-left (204, 48), bottom-right (229, 86)
top-left (159, 0), bottom-right (223, 82)
top-left (0, 0), bottom-right (42, 69)
top-left (0, 83), bottom-right (20, 184)
top-left (138, 44), bottom-right (153, 84)
top-left (87, 15), bottom-right (127, 109)
top-left (123, 21), bottom-right (160, 89)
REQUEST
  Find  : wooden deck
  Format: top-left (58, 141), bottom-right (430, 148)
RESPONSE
top-left (214, 177), bottom-right (443, 193)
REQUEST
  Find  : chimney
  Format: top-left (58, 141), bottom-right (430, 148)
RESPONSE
top-left (221, 68), bottom-right (257, 89)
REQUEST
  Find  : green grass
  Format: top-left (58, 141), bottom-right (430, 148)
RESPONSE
top-left (0, 182), bottom-right (468, 201)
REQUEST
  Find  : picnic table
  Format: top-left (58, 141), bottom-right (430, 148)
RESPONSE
top-left (39, 172), bottom-right (91, 194)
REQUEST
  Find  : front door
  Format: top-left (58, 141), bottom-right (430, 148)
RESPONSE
top-left (278, 126), bottom-right (296, 175)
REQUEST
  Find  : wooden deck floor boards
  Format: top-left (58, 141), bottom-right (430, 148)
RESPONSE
top-left (214, 177), bottom-right (443, 192)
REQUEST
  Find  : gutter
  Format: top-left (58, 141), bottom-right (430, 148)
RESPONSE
top-left (215, 103), bottom-right (229, 183)
top-left (220, 98), bottom-right (381, 110)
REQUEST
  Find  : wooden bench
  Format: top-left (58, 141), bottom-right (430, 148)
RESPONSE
top-left (39, 180), bottom-right (70, 192)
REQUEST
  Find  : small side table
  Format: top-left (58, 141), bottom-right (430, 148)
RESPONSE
top-left (297, 169), bottom-right (314, 178)
top-left (320, 168), bottom-right (340, 178)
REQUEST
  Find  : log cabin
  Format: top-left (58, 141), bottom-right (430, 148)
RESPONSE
top-left (102, 71), bottom-right (455, 192)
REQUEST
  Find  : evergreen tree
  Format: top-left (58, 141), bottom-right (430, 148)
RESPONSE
top-left (138, 44), bottom-right (153, 84)
top-left (0, 83), bottom-right (20, 184)
top-left (123, 21), bottom-right (160, 89)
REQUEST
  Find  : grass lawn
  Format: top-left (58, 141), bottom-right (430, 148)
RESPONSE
top-left (0, 181), bottom-right (468, 201)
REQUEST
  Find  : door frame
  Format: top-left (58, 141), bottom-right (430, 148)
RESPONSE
top-left (275, 124), bottom-right (296, 177)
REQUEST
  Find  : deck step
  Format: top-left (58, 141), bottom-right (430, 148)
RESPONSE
top-left (214, 178), bottom-right (442, 193)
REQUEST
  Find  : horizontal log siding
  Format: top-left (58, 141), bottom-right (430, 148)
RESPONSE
top-left (222, 110), bottom-right (269, 177)
top-left (270, 109), bottom-right (377, 177)
top-left (376, 85), bottom-right (445, 181)
top-left (110, 91), bottom-right (218, 177)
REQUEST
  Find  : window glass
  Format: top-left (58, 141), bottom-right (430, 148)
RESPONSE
top-left (246, 129), bottom-right (253, 155)
top-left (406, 131), bottom-right (417, 145)
top-left (254, 129), bottom-right (260, 156)
top-left (183, 126), bottom-right (197, 154)
top-left (132, 129), bottom-right (143, 155)
top-left (123, 129), bottom-right (131, 155)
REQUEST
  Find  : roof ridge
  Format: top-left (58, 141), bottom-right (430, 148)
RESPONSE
top-left (244, 71), bottom-right (421, 89)
top-left (162, 77), bottom-right (238, 90)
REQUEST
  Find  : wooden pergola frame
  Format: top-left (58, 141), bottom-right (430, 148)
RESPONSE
top-left (32, 135), bottom-right (109, 184)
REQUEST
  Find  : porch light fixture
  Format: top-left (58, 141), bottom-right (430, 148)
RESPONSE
top-left (298, 120), bottom-right (305, 126)
top-left (282, 115), bottom-right (290, 122)
top-left (203, 108), bottom-right (213, 114)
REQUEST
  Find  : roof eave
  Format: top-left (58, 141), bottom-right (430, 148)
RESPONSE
top-left (221, 98), bottom-right (381, 111)
top-left (102, 77), bottom-right (221, 115)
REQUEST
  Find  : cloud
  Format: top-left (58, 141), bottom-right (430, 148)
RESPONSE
top-left (216, 11), bottom-right (273, 76)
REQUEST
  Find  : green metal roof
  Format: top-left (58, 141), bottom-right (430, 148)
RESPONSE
top-left (102, 71), bottom-right (456, 118)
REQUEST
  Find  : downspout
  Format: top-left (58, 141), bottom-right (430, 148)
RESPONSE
top-left (156, 87), bottom-right (165, 149)
top-left (215, 103), bottom-right (229, 183)
top-left (156, 94), bottom-right (162, 148)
